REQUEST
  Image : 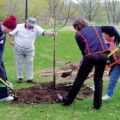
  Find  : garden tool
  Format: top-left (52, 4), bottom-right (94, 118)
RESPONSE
top-left (0, 78), bottom-right (18, 101)
top-left (106, 58), bottom-right (120, 68)
top-left (108, 47), bottom-right (119, 57)
top-left (61, 69), bottom-right (75, 78)
top-left (61, 64), bottom-right (79, 78)
top-left (87, 58), bottom-right (120, 79)
top-left (61, 47), bottom-right (120, 78)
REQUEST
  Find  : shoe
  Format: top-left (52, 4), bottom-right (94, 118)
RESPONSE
top-left (17, 78), bottom-right (23, 83)
top-left (57, 93), bottom-right (63, 101)
top-left (90, 86), bottom-right (95, 91)
top-left (102, 94), bottom-right (111, 100)
top-left (27, 79), bottom-right (37, 84)
top-left (57, 93), bottom-right (72, 106)
top-left (0, 96), bottom-right (14, 102)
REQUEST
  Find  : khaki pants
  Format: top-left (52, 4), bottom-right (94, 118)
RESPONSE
top-left (13, 43), bottom-right (35, 80)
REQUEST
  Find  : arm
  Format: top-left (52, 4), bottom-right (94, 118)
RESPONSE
top-left (42, 31), bottom-right (56, 37)
top-left (75, 34), bottom-right (85, 56)
top-left (7, 34), bottom-right (14, 46)
top-left (36, 25), bottom-right (56, 37)
top-left (101, 26), bottom-right (120, 44)
top-left (7, 24), bottom-right (19, 46)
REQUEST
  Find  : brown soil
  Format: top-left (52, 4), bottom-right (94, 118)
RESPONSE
top-left (40, 61), bottom-right (109, 79)
top-left (13, 82), bottom-right (93, 104)
top-left (12, 61), bottom-right (108, 105)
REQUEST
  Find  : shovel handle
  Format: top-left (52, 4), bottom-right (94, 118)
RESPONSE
top-left (0, 78), bottom-right (17, 98)
top-left (108, 47), bottom-right (119, 58)
top-left (0, 78), bottom-right (9, 87)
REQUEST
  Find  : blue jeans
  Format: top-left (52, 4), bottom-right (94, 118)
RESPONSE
top-left (107, 64), bottom-right (120, 97)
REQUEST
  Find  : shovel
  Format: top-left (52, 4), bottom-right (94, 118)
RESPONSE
top-left (0, 78), bottom-right (18, 101)
top-left (61, 69), bottom-right (75, 78)
top-left (61, 64), bottom-right (80, 78)
top-left (61, 47), bottom-right (120, 78)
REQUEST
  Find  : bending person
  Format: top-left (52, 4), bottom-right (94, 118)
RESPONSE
top-left (0, 15), bottom-right (17, 101)
top-left (102, 34), bottom-right (120, 100)
top-left (58, 17), bottom-right (120, 109)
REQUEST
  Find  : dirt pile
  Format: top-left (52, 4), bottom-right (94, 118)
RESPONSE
top-left (13, 82), bottom-right (93, 104)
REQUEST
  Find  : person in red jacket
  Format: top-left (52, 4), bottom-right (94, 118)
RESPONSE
top-left (58, 17), bottom-right (120, 109)
top-left (0, 15), bottom-right (17, 102)
top-left (102, 33), bottom-right (120, 100)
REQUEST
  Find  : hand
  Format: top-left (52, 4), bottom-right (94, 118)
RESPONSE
top-left (118, 43), bottom-right (120, 48)
top-left (51, 31), bottom-right (57, 37)
top-left (9, 41), bottom-right (14, 46)
top-left (6, 81), bottom-right (13, 89)
top-left (115, 51), bottom-right (120, 59)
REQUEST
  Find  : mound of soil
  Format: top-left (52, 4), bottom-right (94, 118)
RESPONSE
top-left (13, 82), bottom-right (93, 104)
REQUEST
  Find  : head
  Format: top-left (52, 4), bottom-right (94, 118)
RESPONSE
top-left (25, 17), bottom-right (36, 30)
top-left (73, 17), bottom-right (88, 31)
top-left (103, 33), bottom-right (114, 41)
top-left (2, 15), bottom-right (17, 34)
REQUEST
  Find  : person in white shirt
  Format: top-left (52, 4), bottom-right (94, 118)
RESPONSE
top-left (8, 17), bottom-right (56, 83)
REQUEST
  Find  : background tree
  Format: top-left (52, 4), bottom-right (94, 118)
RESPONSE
top-left (6, 0), bottom-right (25, 22)
top-left (46, 0), bottom-right (78, 88)
top-left (78, 0), bottom-right (101, 22)
top-left (0, 0), bottom-right (8, 20)
top-left (105, 0), bottom-right (120, 25)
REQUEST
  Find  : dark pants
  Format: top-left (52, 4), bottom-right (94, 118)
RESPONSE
top-left (0, 61), bottom-right (8, 99)
top-left (63, 53), bottom-right (107, 109)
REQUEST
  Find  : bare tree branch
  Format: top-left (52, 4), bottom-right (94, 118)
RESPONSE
top-left (105, 0), bottom-right (120, 24)
top-left (46, 0), bottom-right (78, 88)
top-left (78, 0), bottom-right (101, 22)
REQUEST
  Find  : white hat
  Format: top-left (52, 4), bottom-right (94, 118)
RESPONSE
top-left (26, 17), bottom-right (36, 27)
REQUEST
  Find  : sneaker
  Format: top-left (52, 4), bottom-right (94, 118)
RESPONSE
top-left (90, 86), bottom-right (95, 91)
top-left (0, 96), bottom-right (14, 102)
top-left (57, 93), bottom-right (63, 101)
top-left (17, 78), bottom-right (23, 83)
top-left (102, 94), bottom-right (111, 100)
top-left (27, 79), bottom-right (37, 84)
top-left (57, 93), bottom-right (72, 106)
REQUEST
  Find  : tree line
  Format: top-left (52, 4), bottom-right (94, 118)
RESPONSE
top-left (0, 0), bottom-right (120, 25)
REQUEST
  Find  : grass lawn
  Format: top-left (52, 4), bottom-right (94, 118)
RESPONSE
top-left (0, 30), bottom-right (120, 120)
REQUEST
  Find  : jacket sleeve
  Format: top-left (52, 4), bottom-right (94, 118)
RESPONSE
top-left (75, 34), bottom-right (85, 56)
top-left (101, 26), bottom-right (120, 44)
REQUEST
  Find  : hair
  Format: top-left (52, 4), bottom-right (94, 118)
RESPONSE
top-left (73, 17), bottom-right (88, 31)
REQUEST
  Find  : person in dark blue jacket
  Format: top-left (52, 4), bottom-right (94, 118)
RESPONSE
top-left (58, 17), bottom-right (120, 109)
top-left (0, 15), bottom-right (17, 102)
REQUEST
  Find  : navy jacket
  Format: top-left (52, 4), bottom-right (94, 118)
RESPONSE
top-left (0, 24), bottom-right (7, 81)
top-left (75, 26), bottom-right (120, 57)
top-left (0, 25), bottom-right (6, 62)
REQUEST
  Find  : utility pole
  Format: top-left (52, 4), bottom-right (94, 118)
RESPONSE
top-left (25, 0), bottom-right (28, 20)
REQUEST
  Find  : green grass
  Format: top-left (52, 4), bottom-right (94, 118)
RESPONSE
top-left (1, 30), bottom-right (120, 120)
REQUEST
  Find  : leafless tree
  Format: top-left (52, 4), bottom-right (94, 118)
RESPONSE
top-left (6, 0), bottom-right (25, 22)
top-left (78, 0), bottom-right (101, 22)
top-left (46, 0), bottom-right (79, 88)
top-left (105, 0), bottom-right (120, 25)
top-left (6, 0), bottom-right (17, 15)
top-left (0, 2), bottom-right (6, 20)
